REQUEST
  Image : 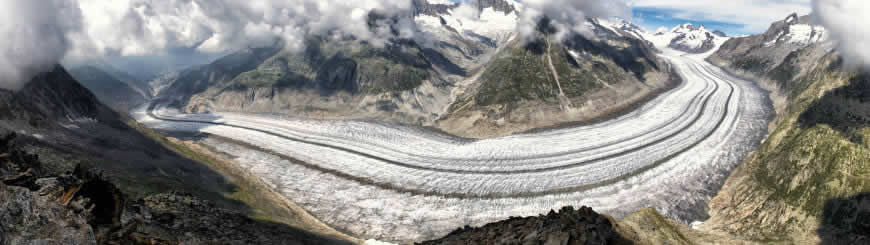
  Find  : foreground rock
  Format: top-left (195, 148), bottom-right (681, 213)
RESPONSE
top-left (0, 133), bottom-right (350, 245)
top-left (419, 206), bottom-right (627, 245)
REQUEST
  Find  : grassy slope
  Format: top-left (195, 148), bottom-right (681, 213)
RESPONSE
top-left (704, 50), bottom-right (870, 242)
top-left (125, 119), bottom-right (360, 243)
top-left (217, 40), bottom-right (430, 94)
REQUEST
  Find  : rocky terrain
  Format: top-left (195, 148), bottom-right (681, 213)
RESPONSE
top-left (0, 132), bottom-right (351, 245)
top-left (421, 205), bottom-right (757, 245)
top-left (700, 14), bottom-right (869, 244)
top-left (419, 206), bottom-right (626, 245)
top-left (0, 67), bottom-right (357, 244)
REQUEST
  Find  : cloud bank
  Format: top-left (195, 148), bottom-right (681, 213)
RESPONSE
top-left (813, 0), bottom-right (870, 69)
top-left (70, 0), bottom-right (417, 58)
top-left (1, 0), bottom-right (419, 89)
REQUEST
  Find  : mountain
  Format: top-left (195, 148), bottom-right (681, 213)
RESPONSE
top-left (147, 70), bottom-right (182, 97)
top-left (0, 66), bottom-right (114, 128)
top-left (647, 23), bottom-right (727, 53)
top-left (158, 0), bottom-right (677, 138)
top-left (437, 17), bottom-right (678, 137)
top-left (699, 14), bottom-right (869, 243)
top-left (423, 13), bottom-right (869, 244)
top-left (68, 66), bottom-right (149, 112)
top-left (709, 13), bottom-right (827, 77)
top-left (0, 67), bottom-right (357, 243)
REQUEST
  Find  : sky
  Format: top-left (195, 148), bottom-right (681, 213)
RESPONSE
top-left (442, 0), bottom-right (813, 36)
top-left (628, 0), bottom-right (813, 36)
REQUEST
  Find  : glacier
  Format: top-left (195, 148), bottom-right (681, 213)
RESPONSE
top-left (132, 46), bottom-right (774, 242)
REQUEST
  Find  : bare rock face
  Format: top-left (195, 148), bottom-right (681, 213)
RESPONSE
top-left (419, 206), bottom-right (626, 245)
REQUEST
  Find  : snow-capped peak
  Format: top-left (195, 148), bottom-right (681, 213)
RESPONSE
top-left (592, 17), bottom-right (647, 40)
top-left (641, 23), bottom-right (729, 53)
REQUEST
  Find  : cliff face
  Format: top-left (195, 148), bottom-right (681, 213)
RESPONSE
top-left (701, 14), bottom-right (870, 244)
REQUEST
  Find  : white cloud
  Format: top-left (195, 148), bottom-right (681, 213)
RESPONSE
top-left (813, 0), bottom-right (870, 69)
top-left (631, 0), bottom-right (812, 33)
top-left (69, 0), bottom-right (417, 59)
top-left (0, 0), bottom-right (82, 90)
top-left (0, 0), bottom-right (420, 89)
top-left (518, 0), bottom-right (630, 41)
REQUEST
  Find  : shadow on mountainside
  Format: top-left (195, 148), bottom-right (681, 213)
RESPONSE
top-left (817, 193), bottom-right (870, 244)
top-left (798, 73), bottom-right (870, 144)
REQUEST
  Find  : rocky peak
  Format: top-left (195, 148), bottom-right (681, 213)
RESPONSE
top-left (761, 13), bottom-right (827, 47)
top-left (0, 65), bottom-right (117, 127)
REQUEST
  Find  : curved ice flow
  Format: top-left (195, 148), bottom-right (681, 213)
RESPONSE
top-left (133, 50), bottom-right (773, 242)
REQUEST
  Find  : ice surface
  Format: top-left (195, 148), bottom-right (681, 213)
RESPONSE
top-left (132, 45), bottom-right (772, 242)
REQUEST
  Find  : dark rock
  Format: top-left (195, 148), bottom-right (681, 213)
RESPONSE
top-left (419, 206), bottom-right (624, 245)
top-left (0, 132), bottom-right (351, 245)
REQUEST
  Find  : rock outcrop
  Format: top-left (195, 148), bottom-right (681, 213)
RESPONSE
top-left (419, 206), bottom-right (626, 245)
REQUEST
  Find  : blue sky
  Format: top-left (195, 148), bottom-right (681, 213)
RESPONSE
top-left (446, 0), bottom-right (812, 36)
top-left (628, 0), bottom-right (812, 36)
top-left (632, 7), bottom-right (748, 35)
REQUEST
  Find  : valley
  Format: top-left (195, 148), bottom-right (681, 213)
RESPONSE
top-left (2, 0), bottom-right (868, 244)
top-left (133, 44), bottom-right (773, 242)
